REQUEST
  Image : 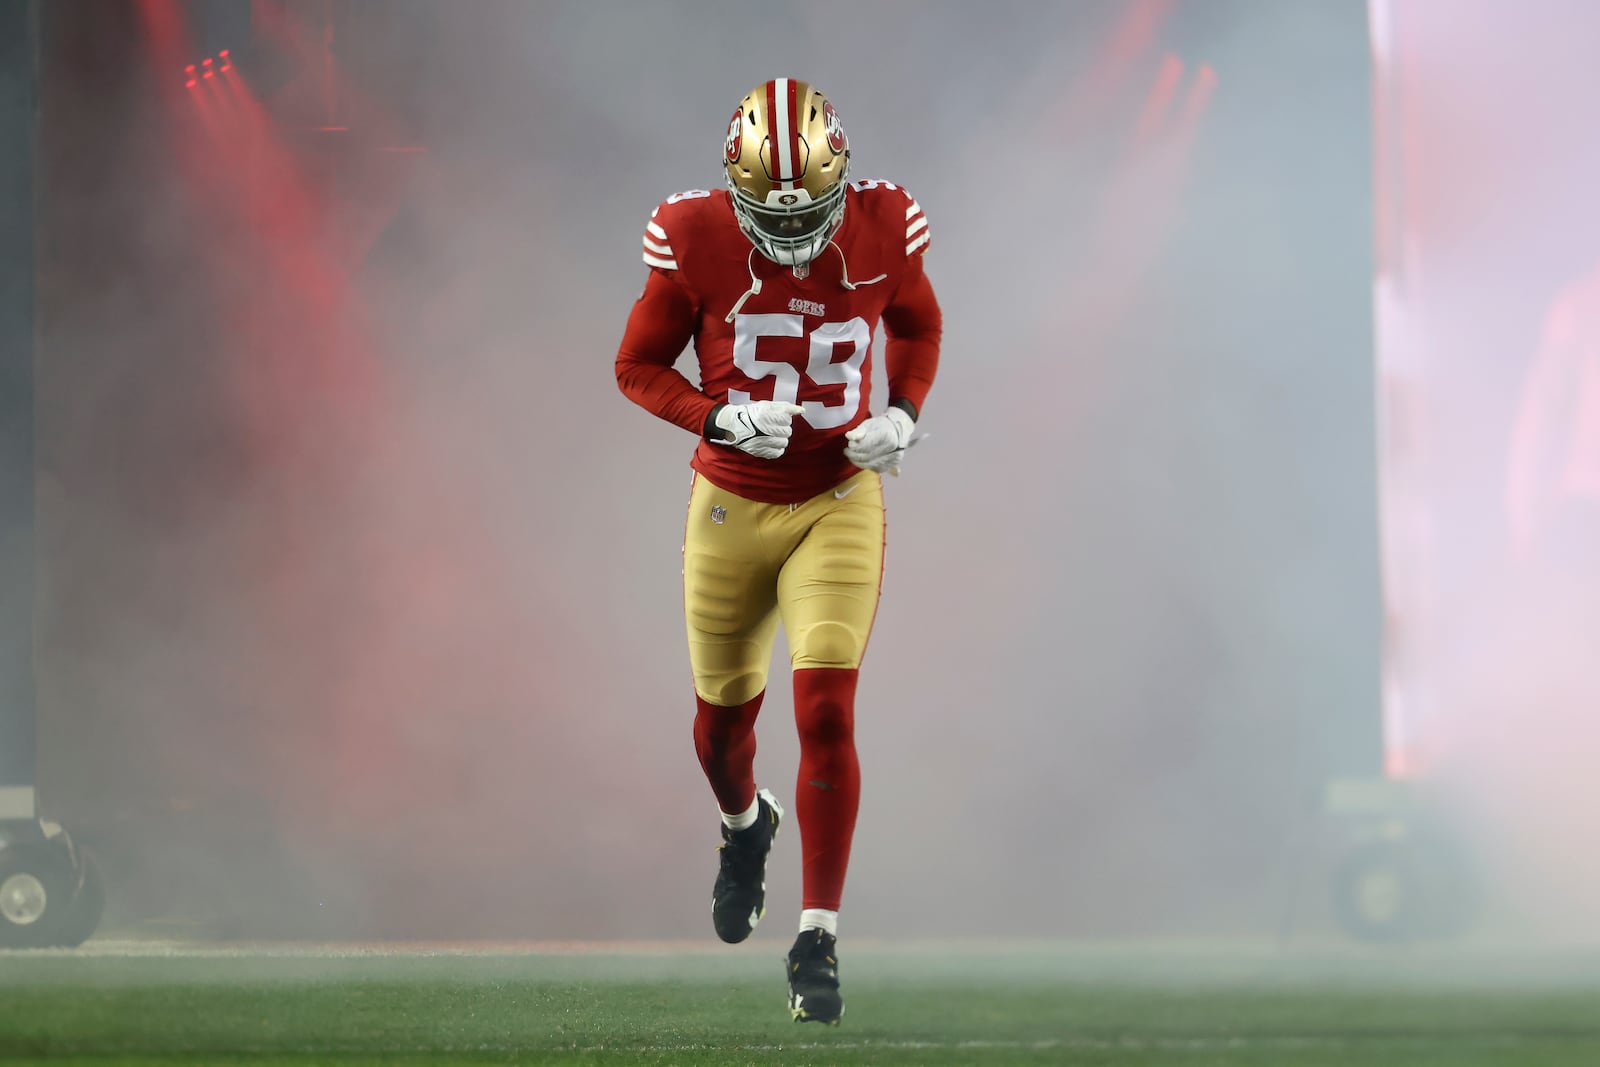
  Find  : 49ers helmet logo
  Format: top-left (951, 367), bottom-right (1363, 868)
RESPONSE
top-left (823, 100), bottom-right (846, 154)
top-left (725, 108), bottom-right (743, 163)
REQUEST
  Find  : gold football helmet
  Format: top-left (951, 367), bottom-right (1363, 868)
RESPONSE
top-left (723, 78), bottom-right (851, 266)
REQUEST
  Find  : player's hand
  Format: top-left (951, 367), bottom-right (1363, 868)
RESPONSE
top-left (710, 401), bottom-right (806, 459)
top-left (844, 407), bottom-right (917, 475)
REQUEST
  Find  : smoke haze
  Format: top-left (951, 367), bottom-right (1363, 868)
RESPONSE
top-left (23, 1), bottom-right (1496, 951)
top-left (1373, 0), bottom-right (1600, 947)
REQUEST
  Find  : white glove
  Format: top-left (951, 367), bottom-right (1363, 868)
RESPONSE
top-left (844, 406), bottom-right (917, 475)
top-left (711, 401), bottom-right (806, 460)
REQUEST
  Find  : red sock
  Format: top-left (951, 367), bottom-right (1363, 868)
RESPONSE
top-left (793, 668), bottom-right (861, 911)
top-left (694, 691), bottom-right (764, 815)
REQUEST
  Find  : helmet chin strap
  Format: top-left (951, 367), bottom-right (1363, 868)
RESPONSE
top-left (723, 237), bottom-right (888, 324)
top-left (725, 249), bottom-right (765, 323)
top-left (827, 239), bottom-right (886, 292)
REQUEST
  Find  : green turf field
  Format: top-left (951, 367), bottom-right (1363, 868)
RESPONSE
top-left (3, 940), bottom-right (1600, 1065)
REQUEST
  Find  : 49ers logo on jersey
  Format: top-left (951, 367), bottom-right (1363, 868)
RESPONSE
top-left (725, 108), bottom-right (743, 163)
top-left (823, 101), bottom-right (846, 154)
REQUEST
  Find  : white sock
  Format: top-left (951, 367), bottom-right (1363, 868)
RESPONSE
top-left (799, 909), bottom-right (838, 937)
top-left (721, 794), bottom-right (760, 832)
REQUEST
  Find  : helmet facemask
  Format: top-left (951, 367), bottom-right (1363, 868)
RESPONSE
top-left (727, 174), bottom-right (848, 267)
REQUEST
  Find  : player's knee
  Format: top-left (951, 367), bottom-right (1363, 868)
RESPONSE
top-left (699, 670), bottom-right (766, 708)
top-left (791, 621), bottom-right (863, 670)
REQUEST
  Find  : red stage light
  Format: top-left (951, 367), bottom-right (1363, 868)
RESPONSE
top-left (203, 57), bottom-right (214, 66)
top-left (219, 49), bottom-right (230, 57)
top-left (204, 70), bottom-right (214, 79)
top-left (186, 80), bottom-right (197, 88)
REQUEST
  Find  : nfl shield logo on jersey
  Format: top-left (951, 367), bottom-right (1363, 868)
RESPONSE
top-left (710, 505), bottom-right (727, 525)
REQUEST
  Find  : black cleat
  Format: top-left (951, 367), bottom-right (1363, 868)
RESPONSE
top-left (712, 788), bottom-right (783, 944)
top-left (787, 927), bottom-right (844, 1025)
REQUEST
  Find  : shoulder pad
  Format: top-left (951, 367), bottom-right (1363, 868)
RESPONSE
top-left (850, 179), bottom-right (929, 257)
top-left (641, 189), bottom-right (718, 271)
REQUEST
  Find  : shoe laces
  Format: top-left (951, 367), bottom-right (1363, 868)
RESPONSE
top-left (717, 820), bottom-right (770, 880)
top-left (790, 929), bottom-right (837, 967)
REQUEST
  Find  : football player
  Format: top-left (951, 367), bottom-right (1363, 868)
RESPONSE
top-left (614, 78), bottom-right (941, 1025)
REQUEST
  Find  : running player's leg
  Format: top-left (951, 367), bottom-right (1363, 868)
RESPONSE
top-left (684, 475), bottom-right (786, 942)
top-left (776, 471), bottom-right (884, 1022)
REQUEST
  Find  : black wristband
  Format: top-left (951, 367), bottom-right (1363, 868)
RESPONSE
top-left (704, 404), bottom-right (728, 442)
top-left (889, 397), bottom-right (919, 423)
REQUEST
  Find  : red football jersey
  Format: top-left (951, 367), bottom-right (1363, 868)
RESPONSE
top-left (616, 182), bottom-right (941, 504)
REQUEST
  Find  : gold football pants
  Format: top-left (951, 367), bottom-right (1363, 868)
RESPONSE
top-left (683, 469), bottom-right (885, 707)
